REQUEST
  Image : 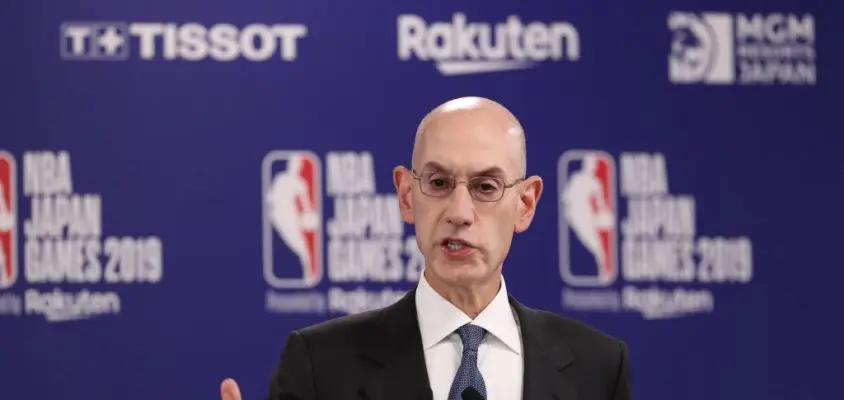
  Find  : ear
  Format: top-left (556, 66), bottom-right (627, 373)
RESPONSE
top-left (514, 175), bottom-right (543, 233)
top-left (393, 166), bottom-right (415, 224)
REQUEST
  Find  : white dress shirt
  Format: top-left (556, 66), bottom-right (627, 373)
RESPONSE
top-left (415, 272), bottom-right (523, 400)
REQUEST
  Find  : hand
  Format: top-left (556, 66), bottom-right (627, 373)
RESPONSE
top-left (220, 378), bottom-right (241, 400)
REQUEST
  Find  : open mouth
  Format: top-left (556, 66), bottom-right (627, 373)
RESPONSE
top-left (440, 238), bottom-right (474, 256)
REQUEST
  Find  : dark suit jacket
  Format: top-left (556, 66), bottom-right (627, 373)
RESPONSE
top-left (266, 288), bottom-right (631, 400)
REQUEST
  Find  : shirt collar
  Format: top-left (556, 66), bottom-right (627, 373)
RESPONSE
top-left (415, 270), bottom-right (522, 355)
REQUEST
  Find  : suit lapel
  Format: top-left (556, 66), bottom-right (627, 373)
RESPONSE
top-left (358, 289), bottom-right (432, 400)
top-left (511, 296), bottom-right (579, 400)
top-left (354, 289), bottom-right (579, 400)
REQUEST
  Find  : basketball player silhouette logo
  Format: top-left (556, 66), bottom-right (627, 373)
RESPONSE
top-left (0, 151), bottom-right (17, 289)
top-left (262, 151), bottom-right (323, 289)
top-left (558, 150), bottom-right (617, 286)
top-left (0, 184), bottom-right (13, 233)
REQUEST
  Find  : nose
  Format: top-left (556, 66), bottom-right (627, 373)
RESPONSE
top-left (444, 184), bottom-right (475, 227)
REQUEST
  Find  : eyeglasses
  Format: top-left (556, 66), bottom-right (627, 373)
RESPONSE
top-left (411, 169), bottom-right (523, 202)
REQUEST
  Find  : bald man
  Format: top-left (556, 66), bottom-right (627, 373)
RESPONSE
top-left (221, 97), bottom-right (631, 400)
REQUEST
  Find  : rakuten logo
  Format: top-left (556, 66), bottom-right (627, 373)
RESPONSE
top-left (398, 13), bottom-right (580, 76)
top-left (61, 22), bottom-right (307, 62)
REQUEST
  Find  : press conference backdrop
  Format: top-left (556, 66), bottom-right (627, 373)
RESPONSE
top-left (1, 0), bottom-right (842, 399)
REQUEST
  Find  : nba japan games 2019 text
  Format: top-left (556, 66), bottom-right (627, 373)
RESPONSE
top-left (262, 150), bottom-right (423, 316)
top-left (558, 150), bottom-right (753, 320)
top-left (0, 150), bottom-right (164, 323)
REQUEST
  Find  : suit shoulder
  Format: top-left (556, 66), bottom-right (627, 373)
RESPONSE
top-left (292, 307), bottom-right (383, 344)
top-left (533, 308), bottom-right (626, 352)
top-left (529, 310), bottom-right (631, 398)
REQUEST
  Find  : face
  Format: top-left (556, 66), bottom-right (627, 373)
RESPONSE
top-left (393, 108), bottom-right (543, 289)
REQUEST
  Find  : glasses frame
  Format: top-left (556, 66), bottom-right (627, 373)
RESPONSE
top-left (410, 168), bottom-right (524, 203)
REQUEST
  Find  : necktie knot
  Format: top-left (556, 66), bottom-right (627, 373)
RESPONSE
top-left (457, 324), bottom-right (486, 353)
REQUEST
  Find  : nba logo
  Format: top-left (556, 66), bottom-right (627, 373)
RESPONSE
top-left (557, 149), bottom-right (618, 287)
top-left (262, 150), bottom-right (323, 289)
top-left (0, 151), bottom-right (17, 290)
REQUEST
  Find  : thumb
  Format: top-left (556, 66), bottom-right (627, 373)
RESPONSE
top-left (220, 378), bottom-right (241, 400)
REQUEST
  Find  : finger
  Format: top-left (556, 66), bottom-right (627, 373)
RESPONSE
top-left (220, 378), bottom-right (241, 400)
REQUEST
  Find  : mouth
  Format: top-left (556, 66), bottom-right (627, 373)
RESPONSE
top-left (439, 237), bottom-right (475, 258)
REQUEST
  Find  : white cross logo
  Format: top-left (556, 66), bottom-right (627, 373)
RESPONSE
top-left (97, 26), bottom-right (124, 55)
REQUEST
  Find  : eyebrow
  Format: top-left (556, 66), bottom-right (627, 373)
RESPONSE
top-left (419, 161), bottom-right (507, 177)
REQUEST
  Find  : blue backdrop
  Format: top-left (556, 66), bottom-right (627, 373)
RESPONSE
top-left (2, 0), bottom-right (842, 399)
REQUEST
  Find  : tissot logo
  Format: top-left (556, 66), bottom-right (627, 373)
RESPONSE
top-left (61, 22), bottom-right (130, 60)
top-left (60, 22), bottom-right (308, 62)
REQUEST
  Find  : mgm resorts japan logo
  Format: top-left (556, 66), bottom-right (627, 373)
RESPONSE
top-left (667, 11), bottom-right (816, 85)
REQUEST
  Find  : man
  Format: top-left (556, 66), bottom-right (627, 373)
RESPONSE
top-left (221, 96), bottom-right (631, 400)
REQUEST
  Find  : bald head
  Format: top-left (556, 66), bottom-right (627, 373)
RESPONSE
top-left (412, 97), bottom-right (527, 178)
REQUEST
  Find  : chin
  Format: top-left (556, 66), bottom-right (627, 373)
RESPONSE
top-left (430, 261), bottom-right (488, 285)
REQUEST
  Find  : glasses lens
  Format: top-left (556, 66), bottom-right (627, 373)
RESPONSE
top-left (420, 172), bottom-right (452, 197)
top-left (469, 177), bottom-right (504, 202)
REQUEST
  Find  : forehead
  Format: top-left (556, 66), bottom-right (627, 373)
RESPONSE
top-left (416, 109), bottom-right (519, 176)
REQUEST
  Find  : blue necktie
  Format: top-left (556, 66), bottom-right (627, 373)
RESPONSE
top-left (448, 324), bottom-right (487, 400)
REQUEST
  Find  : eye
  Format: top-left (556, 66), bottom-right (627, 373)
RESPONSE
top-left (430, 178), bottom-right (448, 188)
top-left (472, 178), bottom-right (502, 193)
top-left (425, 173), bottom-right (451, 189)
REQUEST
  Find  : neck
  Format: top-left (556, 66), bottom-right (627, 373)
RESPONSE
top-left (424, 269), bottom-right (502, 319)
